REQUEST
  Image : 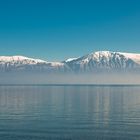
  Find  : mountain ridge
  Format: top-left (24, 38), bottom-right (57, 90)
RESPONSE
top-left (0, 51), bottom-right (140, 73)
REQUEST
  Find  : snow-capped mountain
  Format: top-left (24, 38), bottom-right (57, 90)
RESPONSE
top-left (64, 51), bottom-right (140, 72)
top-left (0, 51), bottom-right (140, 73)
top-left (0, 56), bottom-right (65, 72)
top-left (0, 56), bottom-right (46, 64)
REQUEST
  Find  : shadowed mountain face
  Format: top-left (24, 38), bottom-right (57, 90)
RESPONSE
top-left (0, 51), bottom-right (140, 73)
top-left (65, 51), bottom-right (139, 73)
top-left (0, 56), bottom-right (67, 73)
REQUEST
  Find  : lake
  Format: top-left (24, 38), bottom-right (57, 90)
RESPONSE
top-left (0, 85), bottom-right (140, 140)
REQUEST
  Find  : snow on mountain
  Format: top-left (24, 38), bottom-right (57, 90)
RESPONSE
top-left (65, 58), bottom-right (79, 62)
top-left (0, 56), bottom-right (47, 64)
top-left (0, 51), bottom-right (140, 73)
top-left (119, 52), bottom-right (140, 64)
top-left (0, 56), bottom-right (65, 72)
top-left (65, 51), bottom-right (140, 72)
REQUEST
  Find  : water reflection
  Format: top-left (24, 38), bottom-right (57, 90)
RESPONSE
top-left (0, 86), bottom-right (140, 140)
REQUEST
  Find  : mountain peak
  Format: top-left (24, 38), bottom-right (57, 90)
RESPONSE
top-left (0, 51), bottom-right (140, 73)
top-left (91, 51), bottom-right (140, 64)
top-left (0, 55), bottom-right (47, 64)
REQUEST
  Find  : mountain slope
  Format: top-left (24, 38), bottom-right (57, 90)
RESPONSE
top-left (119, 52), bottom-right (140, 64)
top-left (0, 56), bottom-right (65, 72)
top-left (0, 56), bottom-right (46, 64)
top-left (0, 51), bottom-right (140, 73)
top-left (64, 51), bottom-right (140, 72)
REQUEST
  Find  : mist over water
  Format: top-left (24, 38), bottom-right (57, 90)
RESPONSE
top-left (0, 72), bottom-right (140, 85)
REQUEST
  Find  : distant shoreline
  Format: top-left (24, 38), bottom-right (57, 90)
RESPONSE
top-left (0, 84), bottom-right (140, 87)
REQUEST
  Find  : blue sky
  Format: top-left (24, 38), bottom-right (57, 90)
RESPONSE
top-left (0, 0), bottom-right (140, 61)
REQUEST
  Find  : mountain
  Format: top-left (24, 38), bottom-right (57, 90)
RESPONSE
top-left (65, 51), bottom-right (140, 73)
top-left (0, 51), bottom-right (140, 73)
top-left (0, 56), bottom-right (66, 72)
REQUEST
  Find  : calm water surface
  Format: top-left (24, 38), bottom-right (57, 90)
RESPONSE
top-left (0, 85), bottom-right (140, 140)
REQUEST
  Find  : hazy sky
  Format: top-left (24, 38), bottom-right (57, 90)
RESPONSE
top-left (0, 0), bottom-right (140, 61)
